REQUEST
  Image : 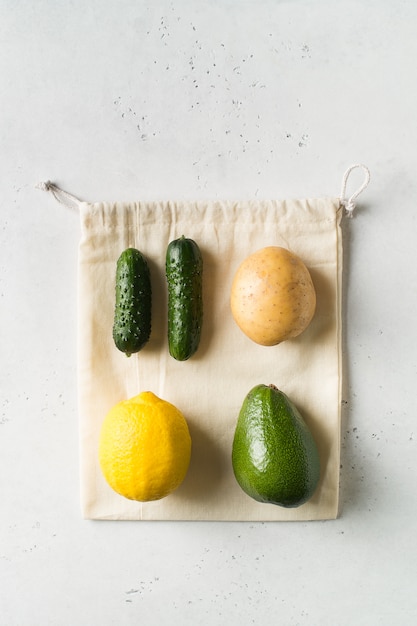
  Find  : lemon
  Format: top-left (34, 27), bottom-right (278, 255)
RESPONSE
top-left (98, 391), bottom-right (192, 502)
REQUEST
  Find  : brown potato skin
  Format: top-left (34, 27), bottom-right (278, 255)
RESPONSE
top-left (230, 247), bottom-right (316, 346)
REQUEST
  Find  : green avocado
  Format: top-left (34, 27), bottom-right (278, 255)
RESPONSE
top-left (232, 384), bottom-right (320, 508)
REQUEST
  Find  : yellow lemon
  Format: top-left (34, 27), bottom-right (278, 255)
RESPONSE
top-left (98, 391), bottom-right (191, 502)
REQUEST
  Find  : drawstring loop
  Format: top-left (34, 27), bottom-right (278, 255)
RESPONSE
top-left (340, 164), bottom-right (371, 218)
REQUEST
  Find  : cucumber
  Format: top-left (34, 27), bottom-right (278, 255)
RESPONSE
top-left (112, 248), bottom-right (152, 357)
top-left (166, 236), bottom-right (203, 361)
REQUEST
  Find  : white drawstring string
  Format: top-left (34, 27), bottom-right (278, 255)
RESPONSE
top-left (35, 180), bottom-right (82, 210)
top-left (340, 164), bottom-right (371, 218)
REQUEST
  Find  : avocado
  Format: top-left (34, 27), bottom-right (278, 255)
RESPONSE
top-left (232, 384), bottom-right (320, 508)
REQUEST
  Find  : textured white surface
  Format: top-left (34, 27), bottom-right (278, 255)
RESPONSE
top-left (1, 1), bottom-right (416, 624)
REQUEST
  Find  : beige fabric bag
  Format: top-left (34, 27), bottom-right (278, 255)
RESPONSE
top-left (39, 166), bottom-right (369, 521)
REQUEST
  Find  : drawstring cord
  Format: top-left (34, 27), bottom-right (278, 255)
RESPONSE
top-left (340, 164), bottom-right (371, 218)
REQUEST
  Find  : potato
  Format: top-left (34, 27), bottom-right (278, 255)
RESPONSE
top-left (230, 246), bottom-right (316, 346)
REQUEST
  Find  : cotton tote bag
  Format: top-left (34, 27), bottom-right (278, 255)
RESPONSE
top-left (38, 164), bottom-right (370, 521)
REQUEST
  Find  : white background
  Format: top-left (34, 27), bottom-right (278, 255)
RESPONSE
top-left (1, 1), bottom-right (416, 624)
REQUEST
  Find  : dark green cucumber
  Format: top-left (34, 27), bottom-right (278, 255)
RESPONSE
top-left (166, 236), bottom-right (203, 361)
top-left (113, 248), bottom-right (152, 357)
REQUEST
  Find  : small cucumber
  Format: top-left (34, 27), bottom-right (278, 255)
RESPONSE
top-left (113, 248), bottom-right (152, 357)
top-left (166, 236), bottom-right (203, 361)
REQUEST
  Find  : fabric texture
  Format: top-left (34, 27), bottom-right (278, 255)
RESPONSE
top-left (78, 197), bottom-right (343, 521)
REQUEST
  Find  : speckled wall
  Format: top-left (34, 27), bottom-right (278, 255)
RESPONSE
top-left (1, 1), bottom-right (416, 624)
